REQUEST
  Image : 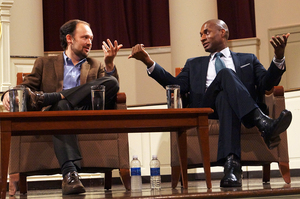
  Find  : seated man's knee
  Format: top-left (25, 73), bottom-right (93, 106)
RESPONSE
top-left (106, 76), bottom-right (119, 93)
top-left (219, 68), bottom-right (235, 76)
top-left (52, 99), bottom-right (73, 111)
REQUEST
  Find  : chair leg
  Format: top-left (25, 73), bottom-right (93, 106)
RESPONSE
top-left (262, 164), bottom-right (271, 183)
top-left (119, 168), bottom-right (131, 190)
top-left (171, 166), bottom-right (181, 189)
top-left (104, 171), bottom-right (112, 190)
top-left (9, 173), bottom-right (27, 196)
top-left (9, 173), bottom-right (19, 196)
top-left (278, 161), bottom-right (291, 184)
top-left (19, 173), bottom-right (28, 194)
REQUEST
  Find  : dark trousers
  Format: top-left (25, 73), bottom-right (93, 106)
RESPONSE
top-left (49, 76), bottom-right (119, 169)
top-left (200, 69), bottom-right (258, 162)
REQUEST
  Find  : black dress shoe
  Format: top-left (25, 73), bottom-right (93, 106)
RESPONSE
top-left (254, 109), bottom-right (292, 149)
top-left (220, 154), bottom-right (242, 187)
top-left (25, 87), bottom-right (45, 111)
top-left (62, 171), bottom-right (86, 195)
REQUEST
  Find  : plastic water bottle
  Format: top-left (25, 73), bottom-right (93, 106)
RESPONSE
top-left (150, 155), bottom-right (161, 190)
top-left (131, 155), bottom-right (142, 191)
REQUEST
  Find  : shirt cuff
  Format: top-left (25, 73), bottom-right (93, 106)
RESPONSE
top-left (105, 66), bottom-right (116, 75)
top-left (273, 56), bottom-right (285, 70)
top-left (147, 62), bottom-right (156, 74)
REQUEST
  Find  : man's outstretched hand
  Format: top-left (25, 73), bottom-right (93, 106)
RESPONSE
top-left (128, 44), bottom-right (154, 68)
top-left (270, 33), bottom-right (290, 60)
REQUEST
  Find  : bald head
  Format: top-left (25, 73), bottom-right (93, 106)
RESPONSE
top-left (200, 19), bottom-right (230, 53)
top-left (204, 19), bottom-right (229, 40)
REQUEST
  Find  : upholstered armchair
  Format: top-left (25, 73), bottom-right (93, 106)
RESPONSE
top-left (8, 73), bottom-right (130, 196)
top-left (171, 68), bottom-right (290, 188)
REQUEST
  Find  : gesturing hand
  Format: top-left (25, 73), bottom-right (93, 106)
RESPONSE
top-left (128, 44), bottom-right (154, 68)
top-left (270, 33), bottom-right (290, 60)
top-left (102, 39), bottom-right (123, 71)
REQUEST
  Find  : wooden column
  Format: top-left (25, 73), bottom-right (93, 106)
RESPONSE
top-left (0, 0), bottom-right (14, 91)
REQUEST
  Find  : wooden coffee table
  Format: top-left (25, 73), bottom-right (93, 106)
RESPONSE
top-left (0, 108), bottom-right (213, 198)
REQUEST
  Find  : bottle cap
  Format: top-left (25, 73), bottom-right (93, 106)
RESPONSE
top-left (152, 155), bottom-right (157, 159)
top-left (133, 155), bottom-right (138, 159)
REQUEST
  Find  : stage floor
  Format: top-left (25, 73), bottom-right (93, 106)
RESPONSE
top-left (7, 177), bottom-right (300, 199)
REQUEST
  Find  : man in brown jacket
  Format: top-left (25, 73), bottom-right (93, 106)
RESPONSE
top-left (2, 19), bottom-right (122, 195)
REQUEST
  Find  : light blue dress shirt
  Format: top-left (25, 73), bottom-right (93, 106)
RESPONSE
top-left (63, 52), bottom-right (86, 90)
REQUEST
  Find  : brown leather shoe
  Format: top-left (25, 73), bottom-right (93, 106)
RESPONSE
top-left (62, 171), bottom-right (86, 195)
top-left (25, 87), bottom-right (44, 111)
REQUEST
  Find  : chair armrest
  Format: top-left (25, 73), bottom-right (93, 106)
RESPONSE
top-left (265, 85), bottom-right (285, 120)
top-left (17, 73), bottom-right (30, 85)
top-left (175, 68), bottom-right (182, 76)
top-left (116, 92), bottom-right (126, 104)
top-left (116, 92), bottom-right (127, 110)
top-left (273, 86), bottom-right (284, 97)
top-left (265, 86), bottom-right (284, 97)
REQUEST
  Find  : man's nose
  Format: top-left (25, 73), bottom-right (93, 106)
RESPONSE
top-left (87, 39), bottom-right (92, 45)
top-left (200, 35), bottom-right (206, 42)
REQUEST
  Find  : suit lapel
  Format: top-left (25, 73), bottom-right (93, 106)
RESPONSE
top-left (54, 54), bottom-right (65, 91)
top-left (80, 60), bottom-right (90, 85)
top-left (200, 57), bottom-right (210, 93)
top-left (231, 51), bottom-right (242, 78)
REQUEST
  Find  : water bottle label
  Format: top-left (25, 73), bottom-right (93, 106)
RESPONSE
top-left (131, 167), bottom-right (141, 176)
top-left (150, 168), bottom-right (160, 176)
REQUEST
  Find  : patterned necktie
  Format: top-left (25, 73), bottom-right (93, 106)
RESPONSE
top-left (214, 52), bottom-right (226, 74)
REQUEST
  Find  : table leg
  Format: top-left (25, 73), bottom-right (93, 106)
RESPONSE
top-left (1, 129), bottom-right (12, 199)
top-left (176, 130), bottom-right (188, 189)
top-left (197, 124), bottom-right (212, 189)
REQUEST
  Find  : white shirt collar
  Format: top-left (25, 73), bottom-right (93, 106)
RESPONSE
top-left (211, 47), bottom-right (231, 60)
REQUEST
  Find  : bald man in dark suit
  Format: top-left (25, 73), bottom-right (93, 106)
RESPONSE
top-left (129, 19), bottom-right (292, 188)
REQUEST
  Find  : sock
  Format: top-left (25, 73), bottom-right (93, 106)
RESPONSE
top-left (43, 93), bottom-right (62, 107)
top-left (61, 161), bottom-right (77, 177)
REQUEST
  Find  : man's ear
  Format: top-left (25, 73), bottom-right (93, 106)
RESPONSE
top-left (66, 34), bottom-right (73, 44)
top-left (220, 29), bottom-right (226, 38)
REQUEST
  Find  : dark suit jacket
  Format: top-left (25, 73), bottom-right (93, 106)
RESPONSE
top-left (21, 53), bottom-right (119, 93)
top-left (150, 51), bottom-right (285, 109)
